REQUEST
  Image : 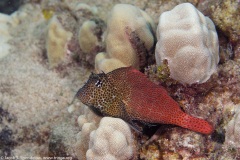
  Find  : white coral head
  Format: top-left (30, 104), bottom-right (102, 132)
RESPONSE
top-left (86, 117), bottom-right (134, 160)
top-left (155, 3), bottom-right (219, 84)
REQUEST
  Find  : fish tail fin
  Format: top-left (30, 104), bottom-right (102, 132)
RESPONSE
top-left (177, 113), bottom-right (214, 135)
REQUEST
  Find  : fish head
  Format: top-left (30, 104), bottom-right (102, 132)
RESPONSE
top-left (76, 72), bottom-right (113, 107)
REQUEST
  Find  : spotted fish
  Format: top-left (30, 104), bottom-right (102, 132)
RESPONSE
top-left (75, 67), bottom-right (213, 134)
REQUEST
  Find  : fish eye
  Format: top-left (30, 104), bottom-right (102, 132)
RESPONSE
top-left (95, 80), bottom-right (103, 88)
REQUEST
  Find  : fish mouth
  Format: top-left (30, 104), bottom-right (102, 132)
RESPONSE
top-left (75, 86), bottom-right (86, 101)
top-left (69, 86), bottom-right (85, 105)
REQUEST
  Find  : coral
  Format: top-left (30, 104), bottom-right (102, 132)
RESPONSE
top-left (0, 13), bottom-right (12, 36)
top-left (140, 143), bottom-right (161, 160)
top-left (66, 2), bottom-right (98, 20)
top-left (46, 14), bottom-right (75, 68)
top-left (140, 128), bottom-right (209, 160)
top-left (0, 3), bottom-right (92, 156)
top-left (95, 4), bottom-right (156, 73)
top-left (95, 52), bottom-right (127, 73)
top-left (42, 8), bottom-right (54, 20)
top-left (41, 1), bottom-right (106, 67)
top-left (225, 105), bottom-right (240, 148)
top-left (77, 105), bottom-right (101, 129)
top-left (40, 0), bottom-right (65, 13)
top-left (155, 3), bottom-right (219, 84)
top-left (146, 60), bottom-right (172, 84)
top-left (210, 0), bottom-right (240, 43)
top-left (234, 42), bottom-right (240, 61)
top-left (46, 10), bottom-right (78, 68)
top-left (73, 104), bottom-right (101, 160)
top-left (1, 0), bottom-right (240, 159)
top-left (0, 13), bottom-right (13, 59)
top-left (0, 38), bottom-right (11, 60)
top-left (145, 0), bottom-right (199, 24)
top-left (8, 4), bottom-right (45, 38)
top-left (86, 117), bottom-right (135, 160)
top-left (205, 0), bottom-right (240, 65)
top-left (41, 1), bottom-right (98, 22)
top-left (78, 19), bottom-right (106, 66)
top-left (144, 58), bottom-right (240, 159)
top-left (79, 20), bottom-right (99, 54)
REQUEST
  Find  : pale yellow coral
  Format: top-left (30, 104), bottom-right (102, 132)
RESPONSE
top-left (95, 52), bottom-right (127, 73)
top-left (95, 4), bottom-right (156, 73)
top-left (46, 15), bottom-right (73, 68)
top-left (79, 20), bottom-right (99, 54)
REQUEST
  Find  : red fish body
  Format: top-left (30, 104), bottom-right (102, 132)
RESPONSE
top-left (76, 67), bottom-right (213, 134)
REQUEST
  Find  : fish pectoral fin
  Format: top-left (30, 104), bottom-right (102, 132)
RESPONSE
top-left (120, 101), bottom-right (143, 133)
top-left (128, 120), bottom-right (144, 133)
top-left (132, 120), bottom-right (157, 128)
top-left (128, 121), bottom-right (144, 133)
top-left (88, 105), bottom-right (104, 117)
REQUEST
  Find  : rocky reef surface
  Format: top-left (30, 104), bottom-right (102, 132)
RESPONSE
top-left (0, 0), bottom-right (239, 159)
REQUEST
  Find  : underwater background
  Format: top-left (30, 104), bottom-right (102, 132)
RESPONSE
top-left (0, 0), bottom-right (240, 159)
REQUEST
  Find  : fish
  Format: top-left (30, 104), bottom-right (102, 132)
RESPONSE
top-left (75, 66), bottom-right (213, 134)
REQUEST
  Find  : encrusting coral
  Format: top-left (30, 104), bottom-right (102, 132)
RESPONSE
top-left (86, 117), bottom-right (135, 160)
top-left (210, 0), bottom-right (240, 43)
top-left (140, 127), bottom-right (209, 159)
top-left (155, 3), bottom-right (219, 84)
top-left (95, 4), bottom-right (156, 73)
top-left (225, 105), bottom-right (240, 148)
